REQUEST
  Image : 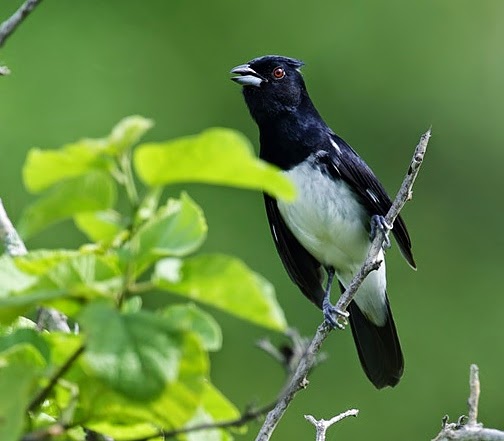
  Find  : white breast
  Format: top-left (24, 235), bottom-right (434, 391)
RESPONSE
top-left (277, 160), bottom-right (369, 273)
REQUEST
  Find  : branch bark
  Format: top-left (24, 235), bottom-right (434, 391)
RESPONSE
top-left (0, 198), bottom-right (28, 256)
top-left (0, 0), bottom-right (44, 48)
top-left (255, 129), bottom-right (431, 441)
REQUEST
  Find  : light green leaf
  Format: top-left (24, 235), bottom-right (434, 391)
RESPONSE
top-left (18, 171), bottom-right (117, 238)
top-left (134, 128), bottom-right (295, 200)
top-left (22, 139), bottom-right (109, 193)
top-left (74, 210), bottom-right (123, 242)
top-left (0, 255), bottom-right (37, 295)
top-left (162, 304), bottom-right (222, 352)
top-left (154, 254), bottom-right (287, 331)
top-left (107, 115), bottom-right (154, 155)
top-left (79, 303), bottom-right (208, 401)
top-left (0, 252), bottom-right (121, 324)
top-left (126, 192), bottom-right (207, 273)
top-left (184, 382), bottom-right (244, 441)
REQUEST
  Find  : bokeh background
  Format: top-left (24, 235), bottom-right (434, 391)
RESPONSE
top-left (1, 0), bottom-right (504, 439)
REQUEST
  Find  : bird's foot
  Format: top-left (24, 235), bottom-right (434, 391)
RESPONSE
top-left (370, 214), bottom-right (392, 249)
top-left (322, 299), bottom-right (349, 330)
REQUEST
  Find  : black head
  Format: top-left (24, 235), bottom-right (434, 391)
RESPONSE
top-left (231, 55), bottom-right (308, 123)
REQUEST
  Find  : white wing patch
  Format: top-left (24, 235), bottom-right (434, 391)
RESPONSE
top-left (366, 188), bottom-right (380, 204)
top-left (329, 137), bottom-right (341, 154)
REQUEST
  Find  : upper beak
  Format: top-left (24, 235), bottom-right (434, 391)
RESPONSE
top-left (230, 64), bottom-right (266, 87)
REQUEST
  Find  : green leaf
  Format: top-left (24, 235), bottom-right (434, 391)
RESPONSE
top-left (0, 344), bottom-right (46, 441)
top-left (107, 115), bottom-right (154, 155)
top-left (134, 128), bottom-right (295, 200)
top-left (22, 115), bottom-right (152, 193)
top-left (0, 255), bottom-right (37, 295)
top-left (154, 254), bottom-right (287, 331)
top-left (18, 171), bottom-right (117, 238)
top-left (79, 303), bottom-right (208, 401)
top-left (0, 328), bottom-right (51, 363)
top-left (74, 210), bottom-right (123, 242)
top-left (126, 192), bottom-right (207, 273)
top-left (22, 139), bottom-right (109, 193)
top-left (184, 382), bottom-right (244, 441)
top-left (0, 252), bottom-right (122, 323)
top-left (161, 304), bottom-right (222, 351)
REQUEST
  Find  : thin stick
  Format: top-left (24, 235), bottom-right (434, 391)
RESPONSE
top-left (255, 129), bottom-right (431, 441)
top-left (0, 0), bottom-right (44, 48)
top-left (305, 409), bottom-right (359, 441)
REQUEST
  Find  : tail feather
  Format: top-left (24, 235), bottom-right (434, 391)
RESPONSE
top-left (347, 296), bottom-right (404, 389)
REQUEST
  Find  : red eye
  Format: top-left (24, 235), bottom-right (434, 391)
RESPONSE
top-left (272, 67), bottom-right (285, 79)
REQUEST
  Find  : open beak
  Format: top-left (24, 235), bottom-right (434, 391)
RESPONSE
top-left (230, 64), bottom-right (266, 87)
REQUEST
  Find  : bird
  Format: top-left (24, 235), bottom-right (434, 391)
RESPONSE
top-left (230, 55), bottom-right (416, 389)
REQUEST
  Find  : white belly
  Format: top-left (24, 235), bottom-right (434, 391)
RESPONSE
top-left (277, 159), bottom-right (388, 325)
top-left (278, 161), bottom-right (369, 274)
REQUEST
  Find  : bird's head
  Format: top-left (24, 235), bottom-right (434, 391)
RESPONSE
top-left (230, 55), bottom-right (307, 123)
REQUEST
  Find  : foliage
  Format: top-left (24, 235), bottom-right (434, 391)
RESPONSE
top-left (0, 116), bottom-right (294, 441)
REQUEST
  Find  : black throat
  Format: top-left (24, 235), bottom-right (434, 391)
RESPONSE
top-left (256, 95), bottom-right (330, 170)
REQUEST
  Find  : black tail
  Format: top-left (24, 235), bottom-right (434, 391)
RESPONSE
top-left (347, 296), bottom-right (404, 389)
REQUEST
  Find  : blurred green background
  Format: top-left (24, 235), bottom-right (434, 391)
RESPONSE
top-left (1, 0), bottom-right (504, 439)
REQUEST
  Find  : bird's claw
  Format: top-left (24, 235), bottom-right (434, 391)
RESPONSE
top-left (370, 215), bottom-right (392, 249)
top-left (323, 301), bottom-right (349, 330)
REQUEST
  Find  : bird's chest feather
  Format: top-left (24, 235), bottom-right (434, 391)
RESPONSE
top-left (277, 160), bottom-right (370, 272)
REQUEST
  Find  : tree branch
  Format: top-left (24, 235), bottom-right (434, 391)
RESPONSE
top-left (0, 198), bottom-right (28, 256)
top-left (432, 365), bottom-right (504, 441)
top-left (305, 409), bottom-right (359, 441)
top-left (27, 344), bottom-right (85, 412)
top-left (0, 0), bottom-right (44, 48)
top-left (255, 129), bottom-right (431, 441)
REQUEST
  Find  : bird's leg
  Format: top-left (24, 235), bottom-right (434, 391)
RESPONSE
top-left (370, 214), bottom-right (392, 249)
top-left (322, 267), bottom-right (349, 330)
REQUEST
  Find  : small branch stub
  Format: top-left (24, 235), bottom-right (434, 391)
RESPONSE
top-left (305, 409), bottom-right (359, 441)
top-left (432, 364), bottom-right (504, 441)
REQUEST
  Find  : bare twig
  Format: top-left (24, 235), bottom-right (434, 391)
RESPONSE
top-left (305, 409), bottom-right (359, 441)
top-left (432, 365), bottom-right (504, 441)
top-left (255, 129), bottom-right (431, 441)
top-left (0, 0), bottom-right (44, 48)
top-left (27, 344), bottom-right (85, 412)
top-left (468, 364), bottom-right (480, 426)
top-left (0, 198), bottom-right (28, 256)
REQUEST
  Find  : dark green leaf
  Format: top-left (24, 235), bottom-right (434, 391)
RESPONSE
top-left (154, 254), bottom-right (287, 331)
top-left (134, 128), bottom-right (295, 200)
top-left (0, 328), bottom-right (51, 363)
top-left (0, 345), bottom-right (46, 441)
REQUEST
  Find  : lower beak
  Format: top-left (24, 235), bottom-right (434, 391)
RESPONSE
top-left (230, 64), bottom-right (265, 87)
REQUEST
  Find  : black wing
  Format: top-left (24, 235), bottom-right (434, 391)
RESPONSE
top-left (325, 134), bottom-right (416, 269)
top-left (263, 194), bottom-right (326, 309)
